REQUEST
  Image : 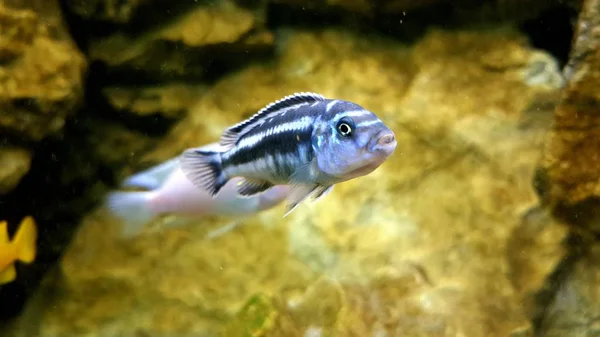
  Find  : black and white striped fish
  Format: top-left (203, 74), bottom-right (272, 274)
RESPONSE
top-left (180, 92), bottom-right (397, 216)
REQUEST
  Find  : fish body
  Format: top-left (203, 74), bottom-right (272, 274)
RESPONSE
top-left (105, 143), bottom-right (291, 238)
top-left (0, 216), bottom-right (37, 285)
top-left (181, 92), bottom-right (397, 216)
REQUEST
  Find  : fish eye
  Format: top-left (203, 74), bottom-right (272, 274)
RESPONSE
top-left (336, 117), bottom-right (354, 137)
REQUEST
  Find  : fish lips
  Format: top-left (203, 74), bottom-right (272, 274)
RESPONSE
top-left (368, 129), bottom-right (397, 155)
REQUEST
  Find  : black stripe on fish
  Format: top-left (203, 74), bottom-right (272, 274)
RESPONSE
top-left (220, 92), bottom-right (326, 149)
top-left (224, 127), bottom-right (314, 174)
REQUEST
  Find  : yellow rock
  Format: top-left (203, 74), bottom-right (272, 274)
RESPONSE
top-left (0, 146), bottom-right (31, 195)
top-left (536, 0), bottom-right (600, 235)
top-left (88, 0), bottom-right (272, 80)
top-left (8, 27), bottom-right (568, 337)
top-left (0, 0), bottom-right (87, 141)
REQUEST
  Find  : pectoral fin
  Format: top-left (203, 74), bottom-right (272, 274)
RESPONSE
top-left (283, 183), bottom-right (325, 217)
top-left (284, 159), bottom-right (326, 216)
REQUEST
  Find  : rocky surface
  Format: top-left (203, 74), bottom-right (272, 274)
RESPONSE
top-left (66, 0), bottom-right (583, 24)
top-left (0, 146), bottom-right (31, 194)
top-left (0, 0), bottom-right (87, 142)
top-left (535, 0), bottom-right (600, 236)
top-left (85, 0), bottom-right (273, 118)
top-left (88, 0), bottom-right (272, 81)
top-left (6, 27), bottom-right (569, 337)
top-left (530, 1), bottom-right (600, 336)
top-left (65, 0), bottom-right (161, 23)
top-left (537, 242), bottom-right (600, 337)
top-left (102, 83), bottom-right (208, 118)
top-left (262, 0), bottom-right (584, 38)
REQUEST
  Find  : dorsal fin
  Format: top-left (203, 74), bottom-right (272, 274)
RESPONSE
top-left (219, 92), bottom-right (326, 149)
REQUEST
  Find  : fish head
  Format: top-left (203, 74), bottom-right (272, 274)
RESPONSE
top-left (313, 102), bottom-right (397, 180)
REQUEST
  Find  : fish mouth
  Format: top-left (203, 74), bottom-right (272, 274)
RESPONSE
top-left (368, 129), bottom-right (397, 154)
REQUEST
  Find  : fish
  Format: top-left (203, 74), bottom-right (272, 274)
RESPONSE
top-left (0, 216), bottom-right (37, 285)
top-left (180, 92), bottom-right (397, 216)
top-left (105, 142), bottom-right (292, 238)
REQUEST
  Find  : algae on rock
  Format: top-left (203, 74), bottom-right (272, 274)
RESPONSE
top-left (537, 244), bottom-right (600, 337)
top-left (87, 0), bottom-right (273, 119)
top-left (102, 83), bottom-right (209, 118)
top-left (530, 1), bottom-right (600, 335)
top-left (65, 0), bottom-right (160, 23)
top-left (5, 25), bottom-right (571, 337)
top-left (88, 0), bottom-right (272, 81)
top-left (535, 0), bottom-right (600, 236)
top-left (269, 0), bottom-right (581, 22)
top-left (0, 0), bottom-right (87, 142)
top-left (0, 146), bottom-right (31, 194)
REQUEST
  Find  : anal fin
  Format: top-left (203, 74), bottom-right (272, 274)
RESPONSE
top-left (237, 178), bottom-right (274, 197)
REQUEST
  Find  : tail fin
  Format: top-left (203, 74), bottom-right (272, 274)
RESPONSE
top-left (13, 216), bottom-right (37, 264)
top-left (0, 264), bottom-right (16, 284)
top-left (0, 221), bottom-right (16, 284)
top-left (0, 221), bottom-right (9, 244)
top-left (180, 148), bottom-right (228, 197)
top-left (105, 191), bottom-right (155, 238)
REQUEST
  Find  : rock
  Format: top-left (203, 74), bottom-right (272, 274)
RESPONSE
top-left (89, 0), bottom-right (273, 80)
top-left (0, 0), bottom-right (87, 141)
top-left (7, 28), bottom-right (566, 337)
top-left (530, 1), bottom-right (600, 335)
top-left (65, 0), bottom-right (159, 23)
top-left (505, 207), bottom-right (569, 319)
top-left (103, 83), bottom-right (208, 118)
top-left (269, 0), bottom-right (581, 22)
top-left (221, 293), bottom-right (285, 336)
top-left (68, 0), bottom-right (581, 24)
top-left (448, 0), bottom-right (582, 22)
top-left (0, 146), bottom-right (32, 194)
top-left (85, 120), bottom-right (158, 169)
top-left (535, 0), bottom-right (600, 235)
top-left (537, 243), bottom-right (600, 337)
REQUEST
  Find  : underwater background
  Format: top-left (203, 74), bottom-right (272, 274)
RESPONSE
top-left (0, 0), bottom-right (599, 336)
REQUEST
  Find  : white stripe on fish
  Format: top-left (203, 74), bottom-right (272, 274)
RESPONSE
top-left (334, 109), bottom-right (372, 119)
top-left (235, 115), bottom-right (313, 151)
top-left (325, 100), bottom-right (339, 112)
top-left (356, 119), bottom-right (383, 128)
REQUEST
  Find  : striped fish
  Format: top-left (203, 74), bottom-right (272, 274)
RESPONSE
top-left (180, 92), bottom-right (397, 216)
